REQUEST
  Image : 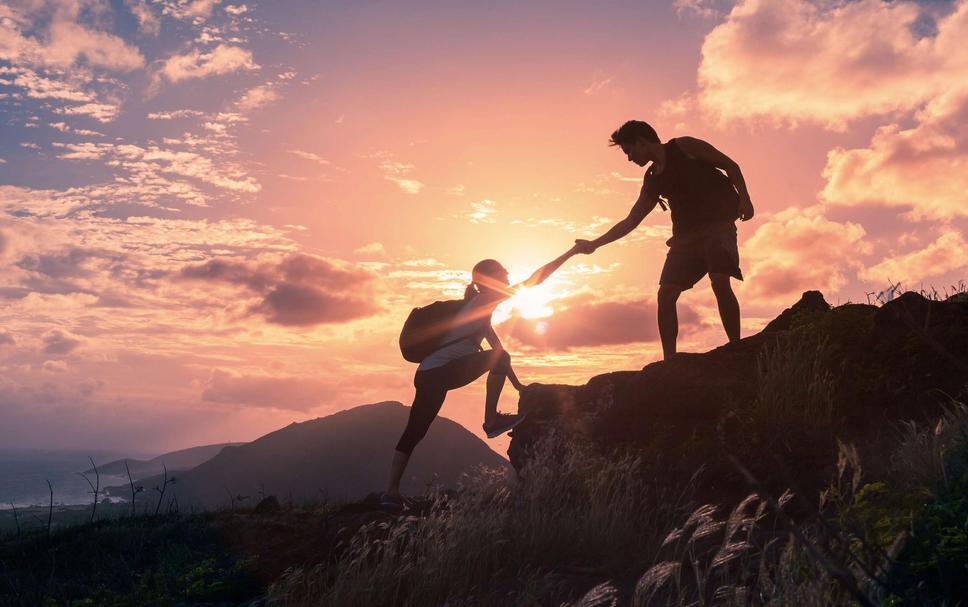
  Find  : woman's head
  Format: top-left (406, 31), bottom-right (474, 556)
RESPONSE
top-left (464, 258), bottom-right (510, 299)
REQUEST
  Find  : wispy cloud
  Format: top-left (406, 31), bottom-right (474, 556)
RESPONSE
top-left (157, 44), bottom-right (257, 85)
top-left (289, 149), bottom-right (330, 164)
top-left (466, 199), bottom-right (497, 224)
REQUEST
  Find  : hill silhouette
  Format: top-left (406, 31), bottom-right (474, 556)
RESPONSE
top-left (85, 442), bottom-right (245, 480)
top-left (104, 401), bottom-right (510, 508)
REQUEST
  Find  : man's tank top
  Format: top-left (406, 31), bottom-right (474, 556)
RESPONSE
top-left (644, 138), bottom-right (740, 236)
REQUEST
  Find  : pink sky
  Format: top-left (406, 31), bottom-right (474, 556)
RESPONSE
top-left (1, 0), bottom-right (966, 455)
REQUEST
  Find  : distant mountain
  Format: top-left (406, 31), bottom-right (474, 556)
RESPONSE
top-left (104, 402), bottom-right (511, 508)
top-left (88, 443), bottom-right (245, 480)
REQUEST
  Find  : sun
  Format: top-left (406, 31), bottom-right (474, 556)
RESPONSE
top-left (491, 272), bottom-right (561, 325)
top-left (508, 281), bottom-right (557, 319)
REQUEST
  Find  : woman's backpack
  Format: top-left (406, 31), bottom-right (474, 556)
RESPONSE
top-left (398, 299), bottom-right (471, 363)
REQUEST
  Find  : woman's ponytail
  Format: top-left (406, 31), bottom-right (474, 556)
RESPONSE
top-left (464, 282), bottom-right (479, 300)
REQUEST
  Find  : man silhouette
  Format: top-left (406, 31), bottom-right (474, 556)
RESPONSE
top-left (575, 121), bottom-right (754, 360)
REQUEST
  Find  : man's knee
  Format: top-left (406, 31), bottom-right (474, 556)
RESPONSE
top-left (709, 273), bottom-right (733, 295)
top-left (658, 284), bottom-right (683, 306)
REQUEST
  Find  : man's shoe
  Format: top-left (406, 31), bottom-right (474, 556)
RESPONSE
top-left (483, 413), bottom-right (527, 439)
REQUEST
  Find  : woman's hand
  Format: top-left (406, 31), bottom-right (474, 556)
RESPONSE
top-left (573, 239), bottom-right (597, 255)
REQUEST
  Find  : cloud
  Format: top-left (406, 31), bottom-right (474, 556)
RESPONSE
top-left (161, 0), bottom-right (222, 22)
top-left (41, 15), bottom-right (145, 70)
top-left (376, 157), bottom-right (424, 194)
top-left (0, 1), bottom-right (145, 71)
top-left (674, 0), bottom-right (722, 18)
top-left (147, 109), bottom-right (204, 120)
top-left (500, 294), bottom-right (699, 350)
top-left (53, 140), bottom-right (260, 195)
top-left (387, 177), bottom-right (424, 194)
top-left (859, 230), bottom-right (968, 286)
top-left (52, 101), bottom-right (119, 122)
top-left (0, 332), bottom-right (14, 345)
top-left (202, 369), bottom-right (332, 411)
top-left (254, 283), bottom-right (380, 326)
top-left (696, 0), bottom-right (968, 129)
top-left (158, 44), bottom-right (257, 84)
top-left (354, 242), bottom-right (385, 256)
top-left (43, 359), bottom-right (69, 372)
top-left (741, 205), bottom-right (870, 301)
top-left (125, 0), bottom-right (161, 35)
top-left (821, 86), bottom-right (968, 220)
top-left (466, 199), bottom-right (497, 224)
top-left (236, 83), bottom-right (279, 111)
top-left (179, 253), bottom-right (381, 326)
top-left (289, 149), bottom-right (329, 164)
top-left (583, 70), bottom-right (613, 95)
top-left (42, 328), bottom-right (82, 354)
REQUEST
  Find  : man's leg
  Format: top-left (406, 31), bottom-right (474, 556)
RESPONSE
top-left (710, 272), bottom-right (740, 343)
top-left (657, 284), bottom-right (684, 360)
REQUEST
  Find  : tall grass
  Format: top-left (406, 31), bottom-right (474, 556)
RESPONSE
top-left (265, 395), bottom-right (968, 607)
top-left (268, 435), bottom-right (698, 606)
top-left (750, 335), bottom-right (835, 444)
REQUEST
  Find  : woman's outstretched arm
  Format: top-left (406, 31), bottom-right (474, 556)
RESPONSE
top-left (517, 245), bottom-right (579, 289)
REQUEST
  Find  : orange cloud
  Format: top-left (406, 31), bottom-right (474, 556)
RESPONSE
top-left (500, 293), bottom-right (699, 351)
top-left (697, 0), bottom-right (968, 129)
top-left (859, 230), bottom-right (968, 286)
top-left (822, 87), bottom-right (968, 220)
top-left (741, 206), bottom-right (869, 302)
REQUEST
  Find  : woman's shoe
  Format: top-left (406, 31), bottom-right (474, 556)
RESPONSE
top-left (483, 413), bottom-right (527, 438)
top-left (380, 492), bottom-right (405, 511)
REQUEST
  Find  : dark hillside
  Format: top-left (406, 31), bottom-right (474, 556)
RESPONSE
top-left (509, 291), bottom-right (968, 501)
top-left (104, 401), bottom-right (511, 509)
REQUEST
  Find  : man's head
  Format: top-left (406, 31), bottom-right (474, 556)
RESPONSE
top-left (609, 120), bottom-right (661, 167)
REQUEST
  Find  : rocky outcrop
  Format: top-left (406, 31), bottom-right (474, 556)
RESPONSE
top-left (508, 291), bottom-right (968, 498)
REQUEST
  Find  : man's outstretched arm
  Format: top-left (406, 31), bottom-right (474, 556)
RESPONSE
top-left (575, 187), bottom-right (657, 254)
top-left (675, 136), bottom-right (754, 221)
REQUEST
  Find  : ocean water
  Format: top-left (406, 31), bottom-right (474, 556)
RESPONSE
top-left (0, 449), bottom-right (154, 508)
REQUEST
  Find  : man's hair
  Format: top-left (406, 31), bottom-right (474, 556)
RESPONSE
top-left (609, 120), bottom-right (660, 147)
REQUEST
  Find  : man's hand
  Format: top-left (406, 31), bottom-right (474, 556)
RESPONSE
top-left (739, 200), bottom-right (755, 221)
top-left (574, 239), bottom-right (597, 255)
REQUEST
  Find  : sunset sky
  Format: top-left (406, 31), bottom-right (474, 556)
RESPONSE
top-left (2, 0), bottom-right (967, 455)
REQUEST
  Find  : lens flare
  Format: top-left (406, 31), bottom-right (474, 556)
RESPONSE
top-left (509, 285), bottom-right (555, 319)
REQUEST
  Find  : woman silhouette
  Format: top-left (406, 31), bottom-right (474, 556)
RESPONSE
top-left (383, 246), bottom-right (577, 508)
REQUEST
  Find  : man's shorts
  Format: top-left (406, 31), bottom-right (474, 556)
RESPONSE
top-left (659, 221), bottom-right (743, 290)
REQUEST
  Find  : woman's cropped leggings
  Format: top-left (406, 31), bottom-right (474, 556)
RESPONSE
top-left (395, 349), bottom-right (510, 455)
